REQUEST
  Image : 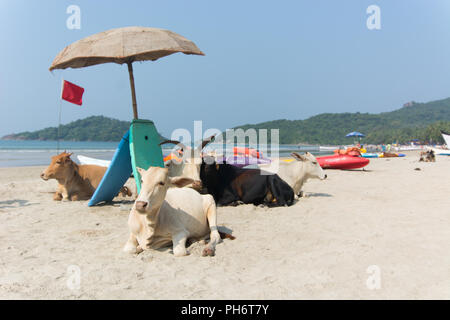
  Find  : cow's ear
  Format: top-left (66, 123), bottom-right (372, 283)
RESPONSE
top-left (64, 154), bottom-right (73, 163)
top-left (291, 152), bottom-right (307, 162)
top-left (137, 167), bottom-right (146, 176)
top-left (169, 177), bottom-right (195, 188)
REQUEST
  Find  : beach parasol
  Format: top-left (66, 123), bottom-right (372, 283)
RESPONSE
top-left (49, 26), bottom-right (205, 200)
top-left (49, 26), bottom-right (205, 119)
top-left (345, 131), bottom-right (365, 138)
top-left (346, 131), bottom-right (365, 147)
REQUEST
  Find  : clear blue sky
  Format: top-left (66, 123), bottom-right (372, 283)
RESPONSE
top-left (1, 0), bottom-right (450, 138)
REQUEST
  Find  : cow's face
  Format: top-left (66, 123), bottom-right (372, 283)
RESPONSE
top-left (164, 149), bottom-right (202, 191)
top-left (161, 135), bottom-right (215, 191)
top-left (41, 152), bottom-right (74, 181)
top-left (134, 166), bottom-right (197, 214)
top-left (291, 152), bottom-right (327, 180)
top-left (181, 148), bottom-right (203, 189)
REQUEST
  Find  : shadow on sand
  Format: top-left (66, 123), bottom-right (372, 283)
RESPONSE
top-left (88, 200), bottom-right (135, 211)
top-left (0, 199), bottom-right (35, 209)
top-left (304, 192), bottom-right (333, 198)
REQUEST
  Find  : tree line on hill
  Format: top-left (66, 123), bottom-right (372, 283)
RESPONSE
top-left (235, 98), bottom-right (450, 144)
top-left (2, 116), bottom-right (133, 142)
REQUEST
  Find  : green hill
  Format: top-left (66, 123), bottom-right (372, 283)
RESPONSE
top-left (3, 97), bottom-right (450, 144)
top-left (2, 116), bottom-right (150, 142)
top-left (235, 98), bottom-right (450, 144)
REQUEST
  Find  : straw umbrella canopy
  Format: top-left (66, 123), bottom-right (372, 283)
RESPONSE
top-left (49, 26), bottom-right (205, 119)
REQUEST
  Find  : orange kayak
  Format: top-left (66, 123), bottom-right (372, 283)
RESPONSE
top-left (334, 147), bottom-right (361, 157)
top-left (233, 147), bottom-right (262, 159)
top-left (164, 152), bottom-right (183, 163)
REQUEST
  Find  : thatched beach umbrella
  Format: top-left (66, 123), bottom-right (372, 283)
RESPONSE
top-left (49, 26), bottom-right (205, 119)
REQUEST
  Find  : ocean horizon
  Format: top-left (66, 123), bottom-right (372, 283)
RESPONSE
top-left (0, 140), bottom-right (331, 167)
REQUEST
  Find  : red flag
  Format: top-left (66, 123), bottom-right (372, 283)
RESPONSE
top-left (61, 80), bottom-right (84, 106)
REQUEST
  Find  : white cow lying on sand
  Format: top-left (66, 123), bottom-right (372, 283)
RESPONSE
top-left (259, 152), bottom-right (327, 197)
top-left (124, 166), bottom-right (232, 257)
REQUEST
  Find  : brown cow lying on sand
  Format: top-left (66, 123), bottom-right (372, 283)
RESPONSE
top-left (41, 152), bottom-right (131, 201)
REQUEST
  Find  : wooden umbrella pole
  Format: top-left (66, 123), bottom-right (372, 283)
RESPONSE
top-left (127, 62), bottom-right (138, 119)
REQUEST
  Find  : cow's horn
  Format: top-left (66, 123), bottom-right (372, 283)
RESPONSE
top-left (159, 140), bottom-right (188, 151)
top-left (201, 135), bottom-right (216, 149)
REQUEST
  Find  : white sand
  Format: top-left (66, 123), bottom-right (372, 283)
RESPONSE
top-left (1, 151), bottom-right (449, 299)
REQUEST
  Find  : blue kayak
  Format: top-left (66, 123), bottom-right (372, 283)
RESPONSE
top-left (361, 153), bottom-right (379, 158)
top-left (88, 130), bottom-right (132, 206)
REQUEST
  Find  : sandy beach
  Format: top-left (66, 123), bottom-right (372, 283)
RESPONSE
top-left (1, 151), bottom-right (449, 299)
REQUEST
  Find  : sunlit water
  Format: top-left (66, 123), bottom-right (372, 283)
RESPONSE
top-left (0, 140), bottom-right (331, 167)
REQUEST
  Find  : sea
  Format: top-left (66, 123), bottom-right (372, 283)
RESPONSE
top-left (0, 140), bottom-right (331, 167)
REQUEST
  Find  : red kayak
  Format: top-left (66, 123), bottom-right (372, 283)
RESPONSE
top-left (317, 154), bottom-right (369, 170)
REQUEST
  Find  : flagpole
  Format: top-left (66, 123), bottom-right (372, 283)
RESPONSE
top-left (57, 79), bottom-right (64, 154)
top-left (57, 99), bottom-right (62, 154)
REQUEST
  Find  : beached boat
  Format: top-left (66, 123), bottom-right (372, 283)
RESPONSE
top-left (316, 154), bottom-right (369, 170)
top-left (426, 147), bottom-right (450, 156)
top-left (381, 152), bottom-right (406, 158)
top-left (361, 152), bottom-right (406, 158)
top-left (77, 155), bottom-right (111, 167)
top-left (422, 131), bottom-right (450, 156)
top-left (441, 130), bottom-right (450, 148)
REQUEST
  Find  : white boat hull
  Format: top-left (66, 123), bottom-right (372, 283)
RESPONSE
top-left (426, 147), bottom-right (450, 156)
top-left (77, 155), bottom-right (111, 167)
